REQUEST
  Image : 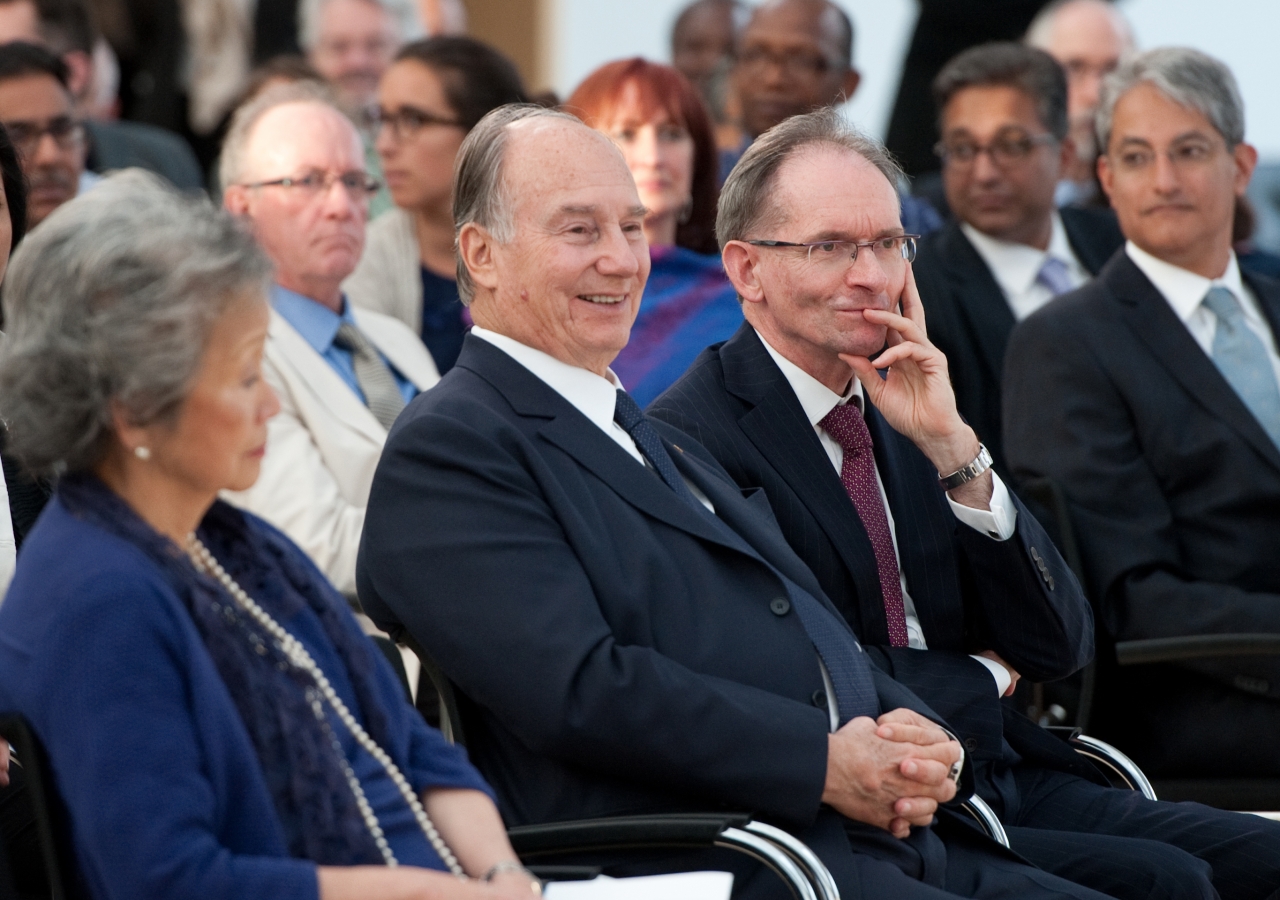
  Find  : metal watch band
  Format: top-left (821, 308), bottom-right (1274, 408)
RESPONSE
top-left (938, 444), bottom-right (993, 491)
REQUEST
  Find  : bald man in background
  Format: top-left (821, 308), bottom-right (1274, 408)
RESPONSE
top-left (1025, 0), bottom-right (1135, 206)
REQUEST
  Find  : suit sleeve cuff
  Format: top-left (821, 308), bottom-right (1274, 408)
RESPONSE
top-left (970, 654), bottom-right (1012, 696)
top-left (947, 472), bottom-right (1017, 541)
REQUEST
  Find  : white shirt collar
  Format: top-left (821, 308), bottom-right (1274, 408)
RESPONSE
top-left (757, 332), bottom-right (860, 426)
top-left (470, 326), bottom-right (624, 431)
top-left (960, 212), bottom-right (1080, 300)
top-left (1124, 240), bottom-right (1248, 325)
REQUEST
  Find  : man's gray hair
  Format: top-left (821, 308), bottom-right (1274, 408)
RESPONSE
top-left (452, 103), bottom-right (582, 306)
top-left (0, 170), bottom-right (272, 477)
top-left (717, 106), bottom-right (905, 248)
top-left (1025, 0), bottom-right (1134, 52)
top-left (1097, 47), bottom-right (1245, 152)
top-left (297, 0), bottom-right (423, 50)
top-left (218, 81), bottom-right (343, 190)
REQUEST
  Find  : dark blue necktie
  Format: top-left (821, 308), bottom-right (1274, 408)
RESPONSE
top-left (612, 389), bottom-right (878, 726)
top-left (613, 390), bottom-right (703, 507)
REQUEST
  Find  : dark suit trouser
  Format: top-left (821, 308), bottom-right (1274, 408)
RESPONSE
top-left (598, 807), bottom-right (1116, 900)
top-left (1005, 766), bottom-right (1280, 900)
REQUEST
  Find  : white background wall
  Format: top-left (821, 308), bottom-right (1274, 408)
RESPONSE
top-left (546, 0), bottom-right (1280, 156)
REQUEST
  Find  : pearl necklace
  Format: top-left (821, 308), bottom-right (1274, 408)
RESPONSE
top-left (186, 536), bottom-right (464, 876)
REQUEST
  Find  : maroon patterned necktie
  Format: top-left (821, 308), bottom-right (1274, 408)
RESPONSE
top-left (819, 403), bottom-right (910, 647)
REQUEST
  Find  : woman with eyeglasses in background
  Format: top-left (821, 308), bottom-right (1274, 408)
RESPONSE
top-left (566, 58), bottom-right (742, 407)
top-left (343, 37), bottom-right (527, 375)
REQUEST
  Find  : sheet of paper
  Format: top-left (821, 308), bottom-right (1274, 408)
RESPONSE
top-left (543, 871), bottom-right (734, 900)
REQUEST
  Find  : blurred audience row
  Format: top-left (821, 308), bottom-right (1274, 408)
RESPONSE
top-left (0, 0), bottom-right (1277, 897)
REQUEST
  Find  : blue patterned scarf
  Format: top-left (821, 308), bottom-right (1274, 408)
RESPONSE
top-left (59, 474), bottom-right (390, 865)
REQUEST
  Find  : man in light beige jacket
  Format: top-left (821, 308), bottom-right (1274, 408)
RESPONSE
top-left (220, 83), bottom-right (438, 597)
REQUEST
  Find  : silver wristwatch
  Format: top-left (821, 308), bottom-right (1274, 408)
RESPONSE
top-left (938, 444), bottom-right (993, 491)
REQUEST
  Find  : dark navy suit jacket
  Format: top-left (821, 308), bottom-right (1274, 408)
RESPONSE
top-left (649, 324), bottom-right (1098, 783)
top-left (912, 207), bottom-right (1124, 475)
top-left (1004, 252), bottom-right (1280, 776)
top-left (357, 336), bottom-right (1003, 893)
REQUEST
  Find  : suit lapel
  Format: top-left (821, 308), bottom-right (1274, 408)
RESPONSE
top-left (1109, 255), bottom-right (1280, 476)
top-left (720, 326), bottom-right (890, 639)
top-left (458, 336), bottom-right (758, 555)
top-left (938, 223), bottom-right (1018, 385)
top-left (267, 310), bottom-right (386, 445)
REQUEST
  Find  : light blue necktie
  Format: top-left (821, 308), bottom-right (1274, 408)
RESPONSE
top-left (1035, 256), bottom-right (1075, 297)
top-left (1202, 286), bottom-right (1280, 450)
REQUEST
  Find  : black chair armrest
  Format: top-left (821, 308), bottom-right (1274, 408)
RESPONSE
top-left (508, 813), bottom-right (752, 858)
top-left (1115, 634), bottom-right (1280, 666)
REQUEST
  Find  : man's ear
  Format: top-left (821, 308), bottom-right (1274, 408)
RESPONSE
top-left (1058, 134), bottom-right (1077, 175)
top-left (1233, 141), bottom-right (1259, 197)
top-left (1096, 151), bottom-right (1114, 203)
top-left (60, 50), bottom-right (93, 105)
top-left (223, 184), bottom-right (250, 217)
top-left (457, 222), bottom-right (500, 293)
top-left (839, 68), bottom-right (861, 103)
top-left (722, 240), bottom-right (766, 306)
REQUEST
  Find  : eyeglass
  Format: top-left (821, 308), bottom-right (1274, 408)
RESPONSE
top-left (2, 115), bottom-right (84, 156)
top-left (736, 45), bottom-right (836, 79)
top-left (934, 132), bottom-right (1057, 168)
top-left (747, 235), bottom-right (920, 272)
top-left (374, 105), bottom-right (464, 142)
top-left (241, 170), bottom-right (382, 199)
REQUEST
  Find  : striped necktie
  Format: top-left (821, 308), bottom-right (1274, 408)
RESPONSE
top-left (333, 321), bottom-right (406, 430)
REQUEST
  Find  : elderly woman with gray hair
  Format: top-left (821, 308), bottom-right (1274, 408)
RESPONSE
top-left (0, 171), bottom-right (540, 900)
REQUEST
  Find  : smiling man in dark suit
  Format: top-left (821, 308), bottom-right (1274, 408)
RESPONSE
top-left (911, 43), bottom-right (1123, 475)
top-left (651, 106), bottom-right (1280, 900)
top-left (1004, 49), bottom-right (1280, 781)
top-left (354, 103), bottom-right (1160, 900)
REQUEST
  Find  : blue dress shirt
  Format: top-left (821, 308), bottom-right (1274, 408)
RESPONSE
top-left (271, 285), bottom-right (418, 405)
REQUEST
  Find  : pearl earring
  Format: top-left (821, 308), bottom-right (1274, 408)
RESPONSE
top-left (134, 446), bottom-right (151, 461)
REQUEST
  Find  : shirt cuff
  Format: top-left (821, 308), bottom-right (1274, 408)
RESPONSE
top-left (971, 654), bottom-right (1012, 697)
top-left (947, 472), bottom-right (1017, 540)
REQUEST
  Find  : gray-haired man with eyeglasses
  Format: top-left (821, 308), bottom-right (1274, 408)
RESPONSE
top-left (219, 83), bottom-right (439, 598)
top-left (1006, 47), bottom-right (1280, 798)
top-left (652, 104), bottom-right (1280, 900)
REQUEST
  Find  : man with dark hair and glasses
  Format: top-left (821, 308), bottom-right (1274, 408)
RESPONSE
top-left (651, 105), bottom-right (1280, 900)
top-left (910, 41), bottom-right (1124, 476)
top-left (723, 0), bottom-right (942, 237)
top-left (219, 84), bottom-right (439, 598)
top-left (0, 40), bottom-right (85, 230)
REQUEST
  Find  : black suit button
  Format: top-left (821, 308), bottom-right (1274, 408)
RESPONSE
top-left (770, 597), bottom-right (791, 616)
top-left (964, 738), bottom-right (978, 752)
top-left (1030, 546), bottom-right (1042, 563)
top-left (812, 690), bottom-right (827, 708)
top-left (1047, 575), bottom-right (1055, 591)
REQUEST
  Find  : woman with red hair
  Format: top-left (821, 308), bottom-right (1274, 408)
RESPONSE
top-left (567, 58), bottom-right (742, 406)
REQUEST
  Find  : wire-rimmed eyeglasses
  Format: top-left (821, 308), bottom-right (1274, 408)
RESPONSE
top-left (746, 235), bottom-right (920, 273)
top-left (240, 170), bottom-right (382, 200)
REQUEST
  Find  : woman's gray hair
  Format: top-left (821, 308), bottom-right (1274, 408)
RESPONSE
top-left (452, 103), bottom-right (581, 305)
top-left (219, 80), bottom-right (338, 191)
top-left (1096, 48), bottom-right (1245, 152)
top-left (717, 107), bottom-right (905, 249)
top-left (0, 170), bottom-right (273, 477)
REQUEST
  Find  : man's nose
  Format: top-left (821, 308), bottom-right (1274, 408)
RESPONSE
top-left (1152, 150), bottom-right (1180, 194)
top-left (845, 246), bottom-right (890, 294)
top-left (970, 146), bottom-right (1003, 183)
top-left (596, 226), bottom-right (642, 277)
top-left (320, 177), bottom-right (361, 217)
top-left (31, 132), bottom-right (63, 166)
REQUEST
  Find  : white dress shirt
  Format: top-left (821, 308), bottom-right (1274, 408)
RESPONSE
top-left (1125, 242), bottom-right (1280, 388)
top-left (470, 327), bottom-right (716, 511)
top-left (961, 213), bottom-right (1089, 321)
top-left (759, 336), bottom-right (1018, 695)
